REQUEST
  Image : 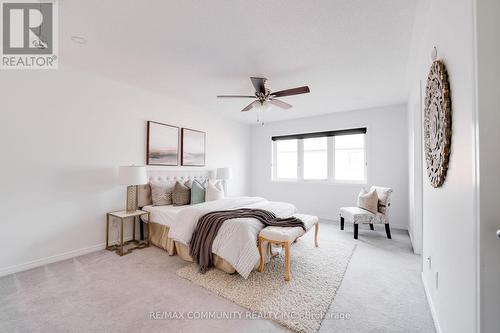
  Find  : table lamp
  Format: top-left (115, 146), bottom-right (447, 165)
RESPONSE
top-left (118, 166), bottom-right (148, 213)
top-left (216, 167), bottom-right (232, 195)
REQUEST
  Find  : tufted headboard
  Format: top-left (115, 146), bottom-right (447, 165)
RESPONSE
top-left (137, 169), bottom-right (213, 207)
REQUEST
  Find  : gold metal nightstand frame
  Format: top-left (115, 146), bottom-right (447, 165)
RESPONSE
top-left (106, 211), bottom-right (150, 256)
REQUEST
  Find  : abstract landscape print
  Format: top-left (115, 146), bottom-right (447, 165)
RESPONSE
top-left (181, 128), bottom-right (206, 166)
top-left (147, 121), bottom-right (179, 166)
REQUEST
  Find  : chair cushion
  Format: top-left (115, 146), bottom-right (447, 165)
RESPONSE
top-left (259, 214), bottom-right (318, 242)
top-left (340, 207), bottom-right (388, 224)
top-left (293, 214), bottom-right (319, 230)
top-left (260, 226), bottom-right (304, 242)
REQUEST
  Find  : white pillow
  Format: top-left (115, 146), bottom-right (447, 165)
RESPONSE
top-left (357, 188), bottom-right (378, 214)
top-left (205, 181), bottom-right (225, 201)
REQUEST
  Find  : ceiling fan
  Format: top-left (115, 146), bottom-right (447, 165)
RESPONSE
top-left (217, 77), bottom-right (310, 113)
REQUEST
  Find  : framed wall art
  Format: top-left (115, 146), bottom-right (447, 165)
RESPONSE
top-left (181, 128), bottom-right (206, 166)
top-left (146, 121), bottom-right (179, 166)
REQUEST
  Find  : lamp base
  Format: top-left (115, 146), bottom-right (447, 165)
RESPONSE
top-left (126, 185), bottom-right (137, 213)
top-left (222, 180), bottom-right (228, 196)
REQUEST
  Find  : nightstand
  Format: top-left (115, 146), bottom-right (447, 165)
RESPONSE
top-left (106, 210), bottom-right (150, 256)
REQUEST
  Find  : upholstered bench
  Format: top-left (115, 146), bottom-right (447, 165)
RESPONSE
top-left (257, 214), bottom-right (319, 281)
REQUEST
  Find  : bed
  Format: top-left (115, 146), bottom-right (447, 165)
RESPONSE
top-left (137, 170), bottom-right (297, 278)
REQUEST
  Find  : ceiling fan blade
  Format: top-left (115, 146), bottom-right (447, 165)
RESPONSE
top-left (241, 100), bottom-right (260, 112)
top-left (250, 77), bottom-right (267, 94)
top-left (271, 86), bottom-right (310, 98)
top-left (269, 99), bottom-right (292, 110)
top-left (217, 95), bottom-right (255, 98)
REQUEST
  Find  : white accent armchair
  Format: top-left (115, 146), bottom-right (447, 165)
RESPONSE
top-left (339, 186), bottom-right (393, 239)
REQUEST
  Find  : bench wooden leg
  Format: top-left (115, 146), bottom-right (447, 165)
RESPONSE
top-left (314, 223), bottom-right (319, 247)
top-left (340, 217), bottom-right (345, 230)
top-left (258, 237), bottom-right (265, 272)
top-left (284, 241), bottom-right (291, 281)
top-left (354, 224), bottom-right (358, 239)
top-left (369, 223), bottom-right (374, 230)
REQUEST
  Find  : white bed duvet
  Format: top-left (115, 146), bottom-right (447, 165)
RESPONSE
top-left (168, 196), bottom-right (297, 278)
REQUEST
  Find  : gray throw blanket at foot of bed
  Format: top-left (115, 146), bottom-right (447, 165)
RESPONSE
top-left (189, 208), bottom-right (305, 273)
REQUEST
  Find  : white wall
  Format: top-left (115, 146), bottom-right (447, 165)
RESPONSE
top-left (476, 1), bottom-right (500, 331)
top-left (0, 65), bottom-right (251, 275)
top-left (407, 80), bottom-right (423, 254)
top-left (250, 104), bottom-right (409, 230)
top-left (407, 0), bottom-right (478, 332)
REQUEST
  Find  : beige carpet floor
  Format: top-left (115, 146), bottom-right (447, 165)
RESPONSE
top-left (0, 221), bottom-right (436, 332)
top-left (177, 235), bottom-right (356, 333)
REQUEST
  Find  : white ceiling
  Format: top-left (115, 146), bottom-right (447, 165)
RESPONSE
top-left (60, 0), bottom-right (417, 124)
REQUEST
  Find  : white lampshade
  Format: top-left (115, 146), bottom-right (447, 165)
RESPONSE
top-left (118, 166), bottom-right (148, 185)
top-left (216, 167), bottom-right (232, 180)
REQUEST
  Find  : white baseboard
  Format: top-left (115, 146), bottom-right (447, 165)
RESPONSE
top-left (0, 243), bottom-right (105, 277)
top-left (421, 272), bottom-right (442, 333)
top-left (0, 237), bottom-right (136, 278)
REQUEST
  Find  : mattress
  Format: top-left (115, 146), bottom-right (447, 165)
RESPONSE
top-left (141, 204), bottom-right (187, 227)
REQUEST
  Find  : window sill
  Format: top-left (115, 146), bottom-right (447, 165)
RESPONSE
top-left (271, 179), bottom-right (367, 186)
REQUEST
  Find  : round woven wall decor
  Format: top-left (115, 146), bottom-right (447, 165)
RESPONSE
top-left (424, 60), bottom-right (452, 188)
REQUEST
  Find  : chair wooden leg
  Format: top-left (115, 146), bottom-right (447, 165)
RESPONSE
top-left (385, 224), bottom-right (392, 239)
top-left (354, 224), bottom-right (358, 239)
top-left (284, 242), bottom-right (291, 281)
top-left (369, 223), bottom-right (374, 230)
top-left (314, 223), bottom-right (319, 247)
top-left (340, 217), bottom-right (345, 230)
top-left (258, 237), bottom-right (265, 272)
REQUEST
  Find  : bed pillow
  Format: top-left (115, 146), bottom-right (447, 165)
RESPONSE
top-left (190, 180), bottom-right (206, 204)
top-left (357, 188), bottom-right (378, 214)
top-left (172, 181), bottom-right (190, 206)
top-left (205, 181), bottom-right (224, 202)
top-left (184, 179), bottom-right (193, 188)
top-left (185, 178), bottom-right (208, 189)
top-left (150, 181), bottom-right (175, 206)
top-left (198, 179), bottom-right (208, 188)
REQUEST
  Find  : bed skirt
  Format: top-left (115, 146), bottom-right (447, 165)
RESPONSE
top-left (148, 221), bottom-right (236, 274)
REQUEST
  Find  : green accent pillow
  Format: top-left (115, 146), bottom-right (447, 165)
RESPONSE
top-left (190, 180), bottom-right (205, 204)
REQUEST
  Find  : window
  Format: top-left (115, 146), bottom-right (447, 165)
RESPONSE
top-left (334, 134), bottom-right (365, 181)
top-left (272, 128), bottom-right (367, 183)
top-left (303, 137), bottom-right (328, 180)
top-left (275, 139), bottom-right (298, 179)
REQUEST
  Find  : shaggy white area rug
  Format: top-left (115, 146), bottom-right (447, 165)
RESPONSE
top-left (177, 235), bottom-right (356, 333)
